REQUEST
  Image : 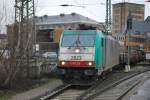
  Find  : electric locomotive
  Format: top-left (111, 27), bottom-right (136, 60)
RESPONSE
top-left (57, 30), bottom-right (120, 84)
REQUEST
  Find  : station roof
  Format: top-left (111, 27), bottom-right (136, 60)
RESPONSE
top-left (113, 2), bottom-right (145, 6)
top-left (35, 13), bottom-right (100, 25)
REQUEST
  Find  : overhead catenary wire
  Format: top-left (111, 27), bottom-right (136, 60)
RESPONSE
top-left (37, 3), bottom-right (106, 8)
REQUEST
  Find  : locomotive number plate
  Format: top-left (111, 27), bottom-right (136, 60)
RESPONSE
top-left (71, 56), bottom-right (82, 60)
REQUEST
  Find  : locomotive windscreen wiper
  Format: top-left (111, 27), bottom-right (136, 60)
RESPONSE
top-left (67, 34), bottom-right (80, 49)
top-left (73, 33), bottom-right (81, 47)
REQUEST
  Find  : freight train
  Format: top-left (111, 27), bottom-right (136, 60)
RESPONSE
top-left (57, 30), bottom-right (120, 83)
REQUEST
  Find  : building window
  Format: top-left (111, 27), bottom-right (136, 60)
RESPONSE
top-left (50, 31), bottom-right (54, 40)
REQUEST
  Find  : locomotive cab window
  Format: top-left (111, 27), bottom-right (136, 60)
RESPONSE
top-left (61, 34), bottom-right (96, 47)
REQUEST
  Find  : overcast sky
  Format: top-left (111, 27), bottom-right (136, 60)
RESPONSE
top-left (35, 0), bottom-right (150, 22)
top-left (0, 0), bottom-right (150, 33)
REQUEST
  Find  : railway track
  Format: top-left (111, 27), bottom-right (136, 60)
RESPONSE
top-left (37, 78), bottom-right (102, 100)
top-left (76, 68), bottom-right (150, 100)
top-left (31, 66), bottom-right (150, 100)
top-left (50, 86), bottom-right (89, 100)
top-left (93, 74), bottom-right (142, 100)
top-left (38, 72), bottom-right (134, 100)
top-left (39, 84), bottom-right (72, 100)
top-left (37, 84), bottom-right (92, 100)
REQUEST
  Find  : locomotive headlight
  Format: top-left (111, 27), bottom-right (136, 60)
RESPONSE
top-left (61, 61), bottom-right (66, 65)
top-left (88, 62), bottom-right (92, 66)
top-left (75, 49), bottom-right (80, 53)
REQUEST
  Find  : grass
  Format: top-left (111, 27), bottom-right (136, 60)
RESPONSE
top-left (31, 78), bottom-right (59, 90)
top-left (0, 91), bottom-right (16, 100)
top-left (0, 77), bottom-right (59, 100)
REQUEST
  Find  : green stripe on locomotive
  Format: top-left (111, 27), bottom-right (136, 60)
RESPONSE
top-left (94, 31), bottom-right (105, 70)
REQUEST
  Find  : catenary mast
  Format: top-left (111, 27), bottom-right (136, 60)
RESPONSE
top-left (14, 0), bottom-right (35, 76)
top-left (106, 0), bottom-right (111, 34)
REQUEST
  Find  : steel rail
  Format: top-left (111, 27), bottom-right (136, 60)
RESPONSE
top-left (77, 68), bottom-right (150, 100)
top-left (116, 80), bottom-right (141, 100)
top-left (75, 78), bottom-right (105, 100)
top-left (40, 84), bottom-right (71, 100)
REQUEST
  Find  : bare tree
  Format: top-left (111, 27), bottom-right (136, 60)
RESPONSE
top-left (0, 0), bottom-right (36, 88)
top-left (0, 0), bottom-right (24, 87)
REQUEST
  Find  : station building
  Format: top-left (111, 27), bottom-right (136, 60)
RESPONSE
top-left (34, 13), bottom-right (104, 52)
top-left (7, 13), bottom-right (104, 53)
top-left (112, 2), bottom-right (150, 52)
top-left (114, 16), bottom-right (150, 51)
top-left (124, 16), bottom-right (150, 51)
top-left (112, 2), bottom-right (145, 35)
